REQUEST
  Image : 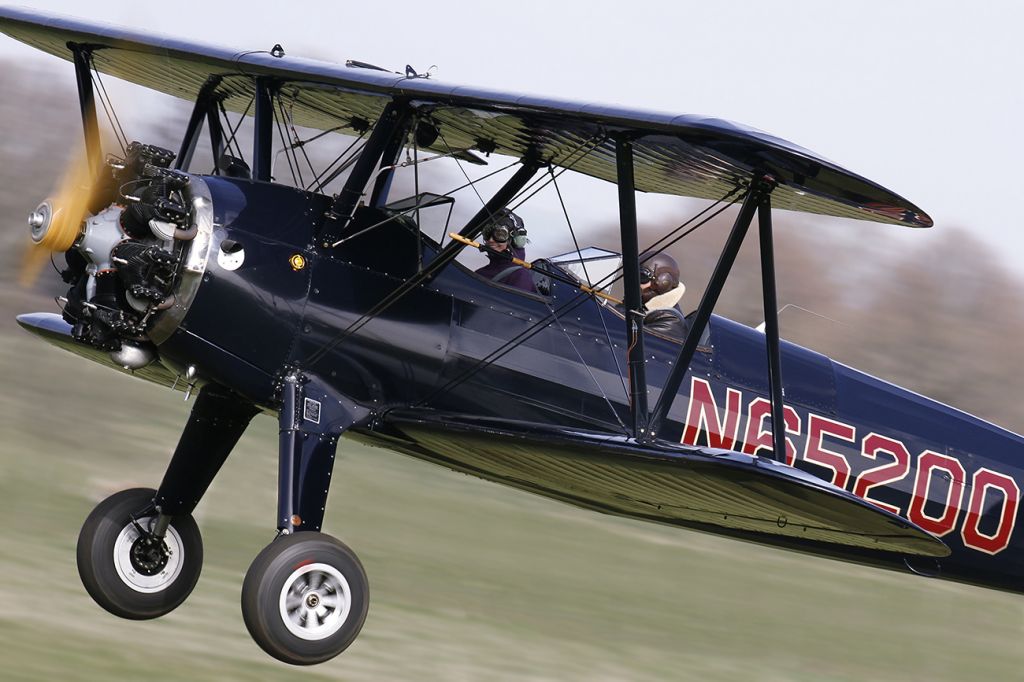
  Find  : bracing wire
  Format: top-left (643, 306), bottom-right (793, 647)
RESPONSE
top-left (547, 300), bottom-right (630, 435)
top-left (310, 137), bottom-right (367, 191)
top-left (549, 165), bottom-right (629, 402)
top-left (414, 186), bottom-right (744, 407)
top-left (220, 97), bottom-right (254, 160)
top-left (279, 97), bottom-right (318, 186)
top-left (90, 72), bottom-right (128, 155)
top-left (507, 136), bottom-right (606, 211)
top-left (304, 158), bottom-right (531, 367)
top-left (436, 129), bottom-right (488, 210)
top-left (328, 157), bottom-right (522, 248)
top-left (271, 100), bottom-right (300, 186)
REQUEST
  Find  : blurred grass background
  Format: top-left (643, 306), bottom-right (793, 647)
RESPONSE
top-left (3, 326), bottom-right (1024, 681)
top-left (3, 58), bottom-right (1024, 680)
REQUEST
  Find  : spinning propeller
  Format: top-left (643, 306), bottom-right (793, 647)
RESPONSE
top-left (20, 145), bottom-right (100, 286)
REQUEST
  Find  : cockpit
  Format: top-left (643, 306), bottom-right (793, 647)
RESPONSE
top-left (370, 193), bottom-right (692, 344)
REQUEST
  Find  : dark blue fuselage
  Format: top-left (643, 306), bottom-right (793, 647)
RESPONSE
top-left (161, 176), bottom-right (1024, 594)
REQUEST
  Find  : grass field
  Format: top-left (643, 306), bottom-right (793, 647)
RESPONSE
top-left (2, 326), bottom-right (1023, 681)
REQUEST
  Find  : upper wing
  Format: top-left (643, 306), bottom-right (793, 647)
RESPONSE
top-left (0, 7), bottom-right (932, 228)
top-left (383, 410), bottom-right (949, 558)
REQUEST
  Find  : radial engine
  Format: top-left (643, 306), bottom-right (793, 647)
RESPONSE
top-left (27, 142), bottom-right (202, 369)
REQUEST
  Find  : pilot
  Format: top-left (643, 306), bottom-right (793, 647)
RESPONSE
top-left (640, 251), bottom-right (688, 340)
top-left (474, 209), bottom-right (536, 292)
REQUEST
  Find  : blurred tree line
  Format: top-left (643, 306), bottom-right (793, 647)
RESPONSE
top-left (3, 58), bottom-right (1023, 433)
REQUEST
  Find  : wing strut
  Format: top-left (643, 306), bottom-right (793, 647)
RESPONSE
top-left (253, 77), bottom-right (276, 181)
top-left (323, 99), bottom-right (413, 243)
top-left (758, 191), bottom-right (788, 463)
top-left (175, 76), bottom-right (223, 172)
top-left (646, 174), bottom-right (779, 445)
top-left (368, 115), bottom-right (414, 208)
top-left (69, 42), bottom-right (101, 177)
top-left (616, 136), bottom-right (648, 437)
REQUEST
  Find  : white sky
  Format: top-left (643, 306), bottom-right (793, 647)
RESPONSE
top-left (2, 1), bottom-right (1022, 269)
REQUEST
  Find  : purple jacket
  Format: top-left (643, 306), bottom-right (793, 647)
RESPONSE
top-left (474, 246), bottom-right (536, 292)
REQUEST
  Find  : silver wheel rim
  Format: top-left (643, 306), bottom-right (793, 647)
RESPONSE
top-left (112, 520), bottom-right (184, 593)
top-left (279, 562), bottom-right (352, 641)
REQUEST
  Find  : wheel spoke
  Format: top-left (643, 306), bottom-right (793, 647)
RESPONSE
top-left (269, 552), bottom-right (360, 647)
top-left (286, 594), bottom-right (304, 612)
top-left (303, 609), bottom-right (320, 629)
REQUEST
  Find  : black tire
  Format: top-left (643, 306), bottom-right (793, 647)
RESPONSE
top-left (76, 488), bottom-right (203, 620)
top-left (241, 532), bottom-right (369, 665)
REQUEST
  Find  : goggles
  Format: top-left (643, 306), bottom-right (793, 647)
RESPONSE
top-left (488, 225), bottom-right (511, 243)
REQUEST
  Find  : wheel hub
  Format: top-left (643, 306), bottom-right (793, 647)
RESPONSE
top-left (130, 535), bottom-right (170, 576)
top-left (279, 563), bottom-right (352, 641)
top-left (112, 519), bottom-right (185, 593)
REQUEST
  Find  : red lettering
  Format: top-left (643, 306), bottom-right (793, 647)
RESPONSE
top-left (907, 451), bottom-right (965, 537)
top-left (802, 415), bottom-right (855, 489)
top-left (681, 377), bottom-right (742, 450)
top-left (961, 468), bottom-right (1020, 555)
top-left (741, 397), bottom-right (801, 465)
top-left (852, 433), bottom-right (910, 515)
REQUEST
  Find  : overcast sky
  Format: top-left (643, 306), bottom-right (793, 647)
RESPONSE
top-left (2, 1), bottom-right (1021, 269)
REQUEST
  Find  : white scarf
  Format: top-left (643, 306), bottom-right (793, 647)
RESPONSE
top-left (645, 283), bottom-right (685, 311)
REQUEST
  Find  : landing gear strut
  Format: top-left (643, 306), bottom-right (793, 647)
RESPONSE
top-left (75, 375), bottom-right (373, 665)
top-left (244, 370), bottom-right (373, 664)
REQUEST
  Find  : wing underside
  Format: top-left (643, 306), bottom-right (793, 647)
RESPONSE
top-left (0, 7), bottom-right (931, 228)
top-left (16, 313), bottom-right (180, 390)
top-left (382, 411), bottom-right (949, 558)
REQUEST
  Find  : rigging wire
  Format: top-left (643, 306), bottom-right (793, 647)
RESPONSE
top-left (507, 136), bottom-right (606, 212)
top-left (90, 70), bottom-right (128, 155)
top-left (549, 165), bottom-right (629, 402)
top-left (550, 166), bottom-right (591, 287)
top-left (306, 159), bottom-right (530, 364)
top-left (293, 123), bottom-right (351, 147)
top-left (547, 300), bottom-right (630, 435)
top-left (307, 126), bottom-right (741, 385)
top-left (414, 186), bottom-right (743, 408)
top-left (513, 135), bottom-right (604, 206)
top-left (220, 97), bottom-right (254, 161)
top-left (641, 184), bottom-right (744, 256)
top-left (279, 96), bottom-right (319, 187)
top-left (436, 129), bottom-right (488, 211)
top-left (431, 128), bottom-right (604, 250)
top-left (271, 98), bottom-right (300, 186)
top-left (310, 136), bottom-right (368, 191)
top-left (327, 157), bottom-right (521, 248)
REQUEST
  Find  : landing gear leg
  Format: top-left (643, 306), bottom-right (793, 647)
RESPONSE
top-left (241, 371), bottom-right (372, 665)
top-left (76, 384), bottom-right (258, 619)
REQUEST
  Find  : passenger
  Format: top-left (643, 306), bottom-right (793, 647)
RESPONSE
top-left (639, 251), bottom-right (688, 340)
top-left (474, 209), bottom-right (536, 292)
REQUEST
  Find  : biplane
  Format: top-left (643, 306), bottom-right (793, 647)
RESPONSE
top-left (3, 6), bottom-right (1021, 667)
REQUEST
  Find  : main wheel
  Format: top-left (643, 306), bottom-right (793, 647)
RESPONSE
top-left (76, 487), bottom-right (203, 619)
top-left (241, 532), bottom-right (369, 665)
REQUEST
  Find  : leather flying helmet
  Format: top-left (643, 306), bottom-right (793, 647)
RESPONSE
top-left (639, 251), bottom-right (680, 304)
